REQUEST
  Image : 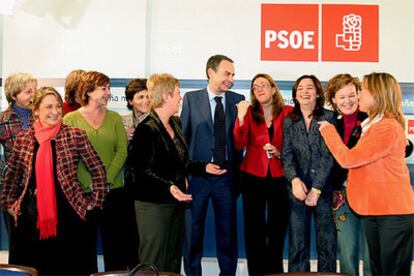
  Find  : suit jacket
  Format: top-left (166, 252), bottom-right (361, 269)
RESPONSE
top-left (126, 110), bottom-right (205, 203)
top-left (321, 117), bottom-right (414, 215)
top-left (282, 109), bottom-right (335, 191)
top-left (181, 88), bottom-right (244, 185)
top-left (1, 124), bottom-right (108, 220)
top-left (330, 111), bottom-right (367, 191)
top-left (234, 105), bottom-right (293, 178)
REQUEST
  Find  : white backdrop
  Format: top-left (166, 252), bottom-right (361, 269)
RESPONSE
top-left (1, 0), bottom-right (413, 82)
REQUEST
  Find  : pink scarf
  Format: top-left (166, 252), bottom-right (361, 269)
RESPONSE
top-left (33, 120), bottom-right (62, 239)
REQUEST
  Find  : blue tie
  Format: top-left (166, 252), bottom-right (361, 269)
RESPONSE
top-left (213, 96), bottom-right (226, 166)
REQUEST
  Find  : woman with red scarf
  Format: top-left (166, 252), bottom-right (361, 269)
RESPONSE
top-left (1, 87), bottom-right (108, 276)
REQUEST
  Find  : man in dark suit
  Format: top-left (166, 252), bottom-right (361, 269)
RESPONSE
top-left (181, 55), bottom-right (244, 275)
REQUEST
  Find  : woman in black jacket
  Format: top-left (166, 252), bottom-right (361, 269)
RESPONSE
top-left (282, 75), bottom-right (336, 272)
top-left (126, 73), bottom-right (225, 273)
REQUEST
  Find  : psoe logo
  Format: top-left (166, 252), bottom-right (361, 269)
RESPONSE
top-left (322, 4), bottom-right (378, 62)
top-left (407, 120), bottom-right (414, 135)
top-left (261, 4), bottom-right (379, 62)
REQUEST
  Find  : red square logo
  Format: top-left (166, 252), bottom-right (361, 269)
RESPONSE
top-left (321, 4), bottom-right (379, 62)
top-left (261, 4), bottom-right (319, 61)
top-left (408, 120), bottom-right (414, 135)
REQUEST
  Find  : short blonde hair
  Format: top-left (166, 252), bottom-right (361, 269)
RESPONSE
top-left (32, 87), bottom-right (63, 116)
top-left (147, 73), bottom-right (179, 108)
top-left (4, 72), bottom-right (37, 103)
top-left (363, 72), bottom-right (405, 128)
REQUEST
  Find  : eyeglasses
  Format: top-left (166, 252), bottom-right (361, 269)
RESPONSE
top-left (252, 83), bottom-right (271, 91)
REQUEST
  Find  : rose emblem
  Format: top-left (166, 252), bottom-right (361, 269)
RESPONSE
top-left (344, 14), bottom-right (362, 29)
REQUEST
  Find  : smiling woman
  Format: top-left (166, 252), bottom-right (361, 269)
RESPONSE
top-left (122, 78), bottom-right (150, 141)
top-left (233, 73), bottom-right (292, 275)
top-left (0, 86), bottom-right (107, 275)
top-left (324, 73), bottom-right (370, 276)
top-left (282, 74), bottom-right (337, 272)
top-left (63, 71), bottom-right (138, 272)
top-left (319, 72), bottom-right (414, 276)
top-left (34, 90), bottom-right (63, 126)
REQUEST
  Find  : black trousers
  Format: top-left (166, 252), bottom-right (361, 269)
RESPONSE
top-left (9, 190), bottom-right (94, 276)
top-left (241, 172), bottom-right (289, 275)
top-left (135, 201), bottom-right (184, 273)
top-left (93, 187), bottom-right (139, 271)
top-left (288, 176), bottom-right (336, 272)
top-left (363, 214), bottom-right (413, 276)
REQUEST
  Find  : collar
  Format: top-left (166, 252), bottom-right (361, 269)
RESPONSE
top-left (361, 114), bottom-right (383, 136)
top-left (133, 111), bottom-right (149, 126)
top-left (13, 103), bottom-right (32, 115)
top-left (207, 85), bottom-right (225, 102)
top-left (1, 105), bottom-right (14, 121)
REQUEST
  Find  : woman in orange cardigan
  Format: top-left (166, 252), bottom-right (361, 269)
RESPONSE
top-left (319, 72), bottom-right (414, 276)
top-left (234, 73), bottom-right (292, 275)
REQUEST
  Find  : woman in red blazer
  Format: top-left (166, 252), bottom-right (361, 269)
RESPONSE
top-left (234, 73), bottom-right (292, 275)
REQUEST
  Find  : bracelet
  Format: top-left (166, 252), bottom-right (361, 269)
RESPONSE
top-left (312, 187), bottom-right (322, 195)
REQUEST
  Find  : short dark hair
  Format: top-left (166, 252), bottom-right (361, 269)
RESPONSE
top-left (289, 75), bottom-right (325, 121)
top-left (206, 54), bottom-right (233, 80)
top-left (125, 78), bottom-right (147, 110)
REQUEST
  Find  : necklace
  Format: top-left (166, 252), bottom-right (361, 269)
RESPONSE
top-left (81, 108), bottom-right (105, 127)
top-left (263, 106), bottom-right (273, 127)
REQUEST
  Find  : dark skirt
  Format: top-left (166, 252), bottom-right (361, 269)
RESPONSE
top-left (8, 186), bottom-right (95, 276)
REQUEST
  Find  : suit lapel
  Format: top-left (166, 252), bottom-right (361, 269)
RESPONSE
top-left (347, 111), bottom-right (366, 147)
top-left (294, 117), bottom-right (309, 146)
top-left (308, 119), bottom-right (319, 146)
top-left (197, 89), bottom-right (214, 133)
top-left (337, 115), bottom-right (345, 138)
top-left (150, 110), bottom-right (174, 153)
top-left (171, 118), bottom-right (188, 156)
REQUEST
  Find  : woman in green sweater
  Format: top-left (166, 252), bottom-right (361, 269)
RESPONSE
top-left (63, 71), bottom-right (138, 272)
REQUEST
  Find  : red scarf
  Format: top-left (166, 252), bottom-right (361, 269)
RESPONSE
top-left (34, 120), bottom-right (62, 239)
